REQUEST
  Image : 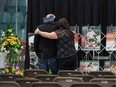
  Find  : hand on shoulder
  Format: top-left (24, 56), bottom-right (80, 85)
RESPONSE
top-left (34, 28), bottom-right (40, 34)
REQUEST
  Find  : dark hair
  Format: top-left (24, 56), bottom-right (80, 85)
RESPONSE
top-left (58, 18), bottom-right (74, 38)
top-left (58, 18), bottom-right (70, 30)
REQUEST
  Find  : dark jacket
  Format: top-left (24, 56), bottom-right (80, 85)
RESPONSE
top-left (34, 22), bottom-right (59, 58)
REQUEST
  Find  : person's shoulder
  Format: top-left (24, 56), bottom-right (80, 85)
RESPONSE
top-left (49, 22), bottom-right (60, 28)
top-left (37, 24), bottom-right (47, 31)
top-left (37, 24), bottom-right (46, 28)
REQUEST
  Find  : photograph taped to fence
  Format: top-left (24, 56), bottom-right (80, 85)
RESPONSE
top-left (106, 26), bottom-right (116, 51)
top-left (81, 26), bottom-right (101, 51)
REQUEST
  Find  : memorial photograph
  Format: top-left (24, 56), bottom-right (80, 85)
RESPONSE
top-left (81, 26), bottom-right (101, 50)
top-left (106, 26), bottom-right (116, 51)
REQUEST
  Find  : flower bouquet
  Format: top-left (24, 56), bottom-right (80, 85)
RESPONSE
top-left (0, 25), bottom-right (23, 67)
top-left (0, 66), bottom-right (24, 76)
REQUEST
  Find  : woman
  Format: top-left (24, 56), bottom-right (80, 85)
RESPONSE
top-left (34, 18), bottom-right (77, 70)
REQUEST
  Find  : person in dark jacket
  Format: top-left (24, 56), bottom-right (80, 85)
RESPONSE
top-left (34, 18), bottom-right (77, 70)
top-left (34, 14), bottom-right (59, 74)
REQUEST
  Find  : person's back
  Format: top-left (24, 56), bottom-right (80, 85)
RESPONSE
top-left (34, 23), bottom-right (58, 58)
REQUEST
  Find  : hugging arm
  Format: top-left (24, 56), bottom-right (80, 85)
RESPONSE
top-left (34, 28), bottom-right (58, 39)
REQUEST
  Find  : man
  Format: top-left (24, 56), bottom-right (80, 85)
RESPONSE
top-left (34, 14), bottom-right (59, 74)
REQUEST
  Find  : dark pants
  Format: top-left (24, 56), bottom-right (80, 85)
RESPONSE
top-left (38, 57), bottom-right (58, 74)
top-left (58, 56), bottom-right (77, 70)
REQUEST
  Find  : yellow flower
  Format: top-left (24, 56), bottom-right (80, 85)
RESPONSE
top-left (0, 72), bottom-right (2, 75)
top-left (2, 41), bottom-right (8, 46)
top-left (6, 39), bottom-right (11, 41)
top-left (14, 38), bottom-right (18, 41)
top-left (11, 34), bottom-right (14, 36)
top-left (8, 29), bottom-right (13, 33)
top-left (11, 37), bottom-right (15, 39)
top-left (5, 69), bottom-right (9, 73)
top-left (20, 72), bottom-right (24, 76)
top-left (21, 46), bottom-right (23, 49)
top-left (18, 41), bottom-right (21, 44)
top-left (12, 67), bottom-right (16, 73)
top-left (10, 41), bottom-right (17, 46)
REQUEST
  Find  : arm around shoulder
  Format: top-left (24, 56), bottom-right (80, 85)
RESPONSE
top-left (39, 31), bottom-right (58, 39)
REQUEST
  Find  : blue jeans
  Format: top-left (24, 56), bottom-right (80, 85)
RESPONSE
top-left (38, 57), bottom-right (58, 74)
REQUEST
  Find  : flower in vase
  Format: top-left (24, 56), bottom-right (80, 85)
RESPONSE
top-left (0, 25), bottom-right (23, 67)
